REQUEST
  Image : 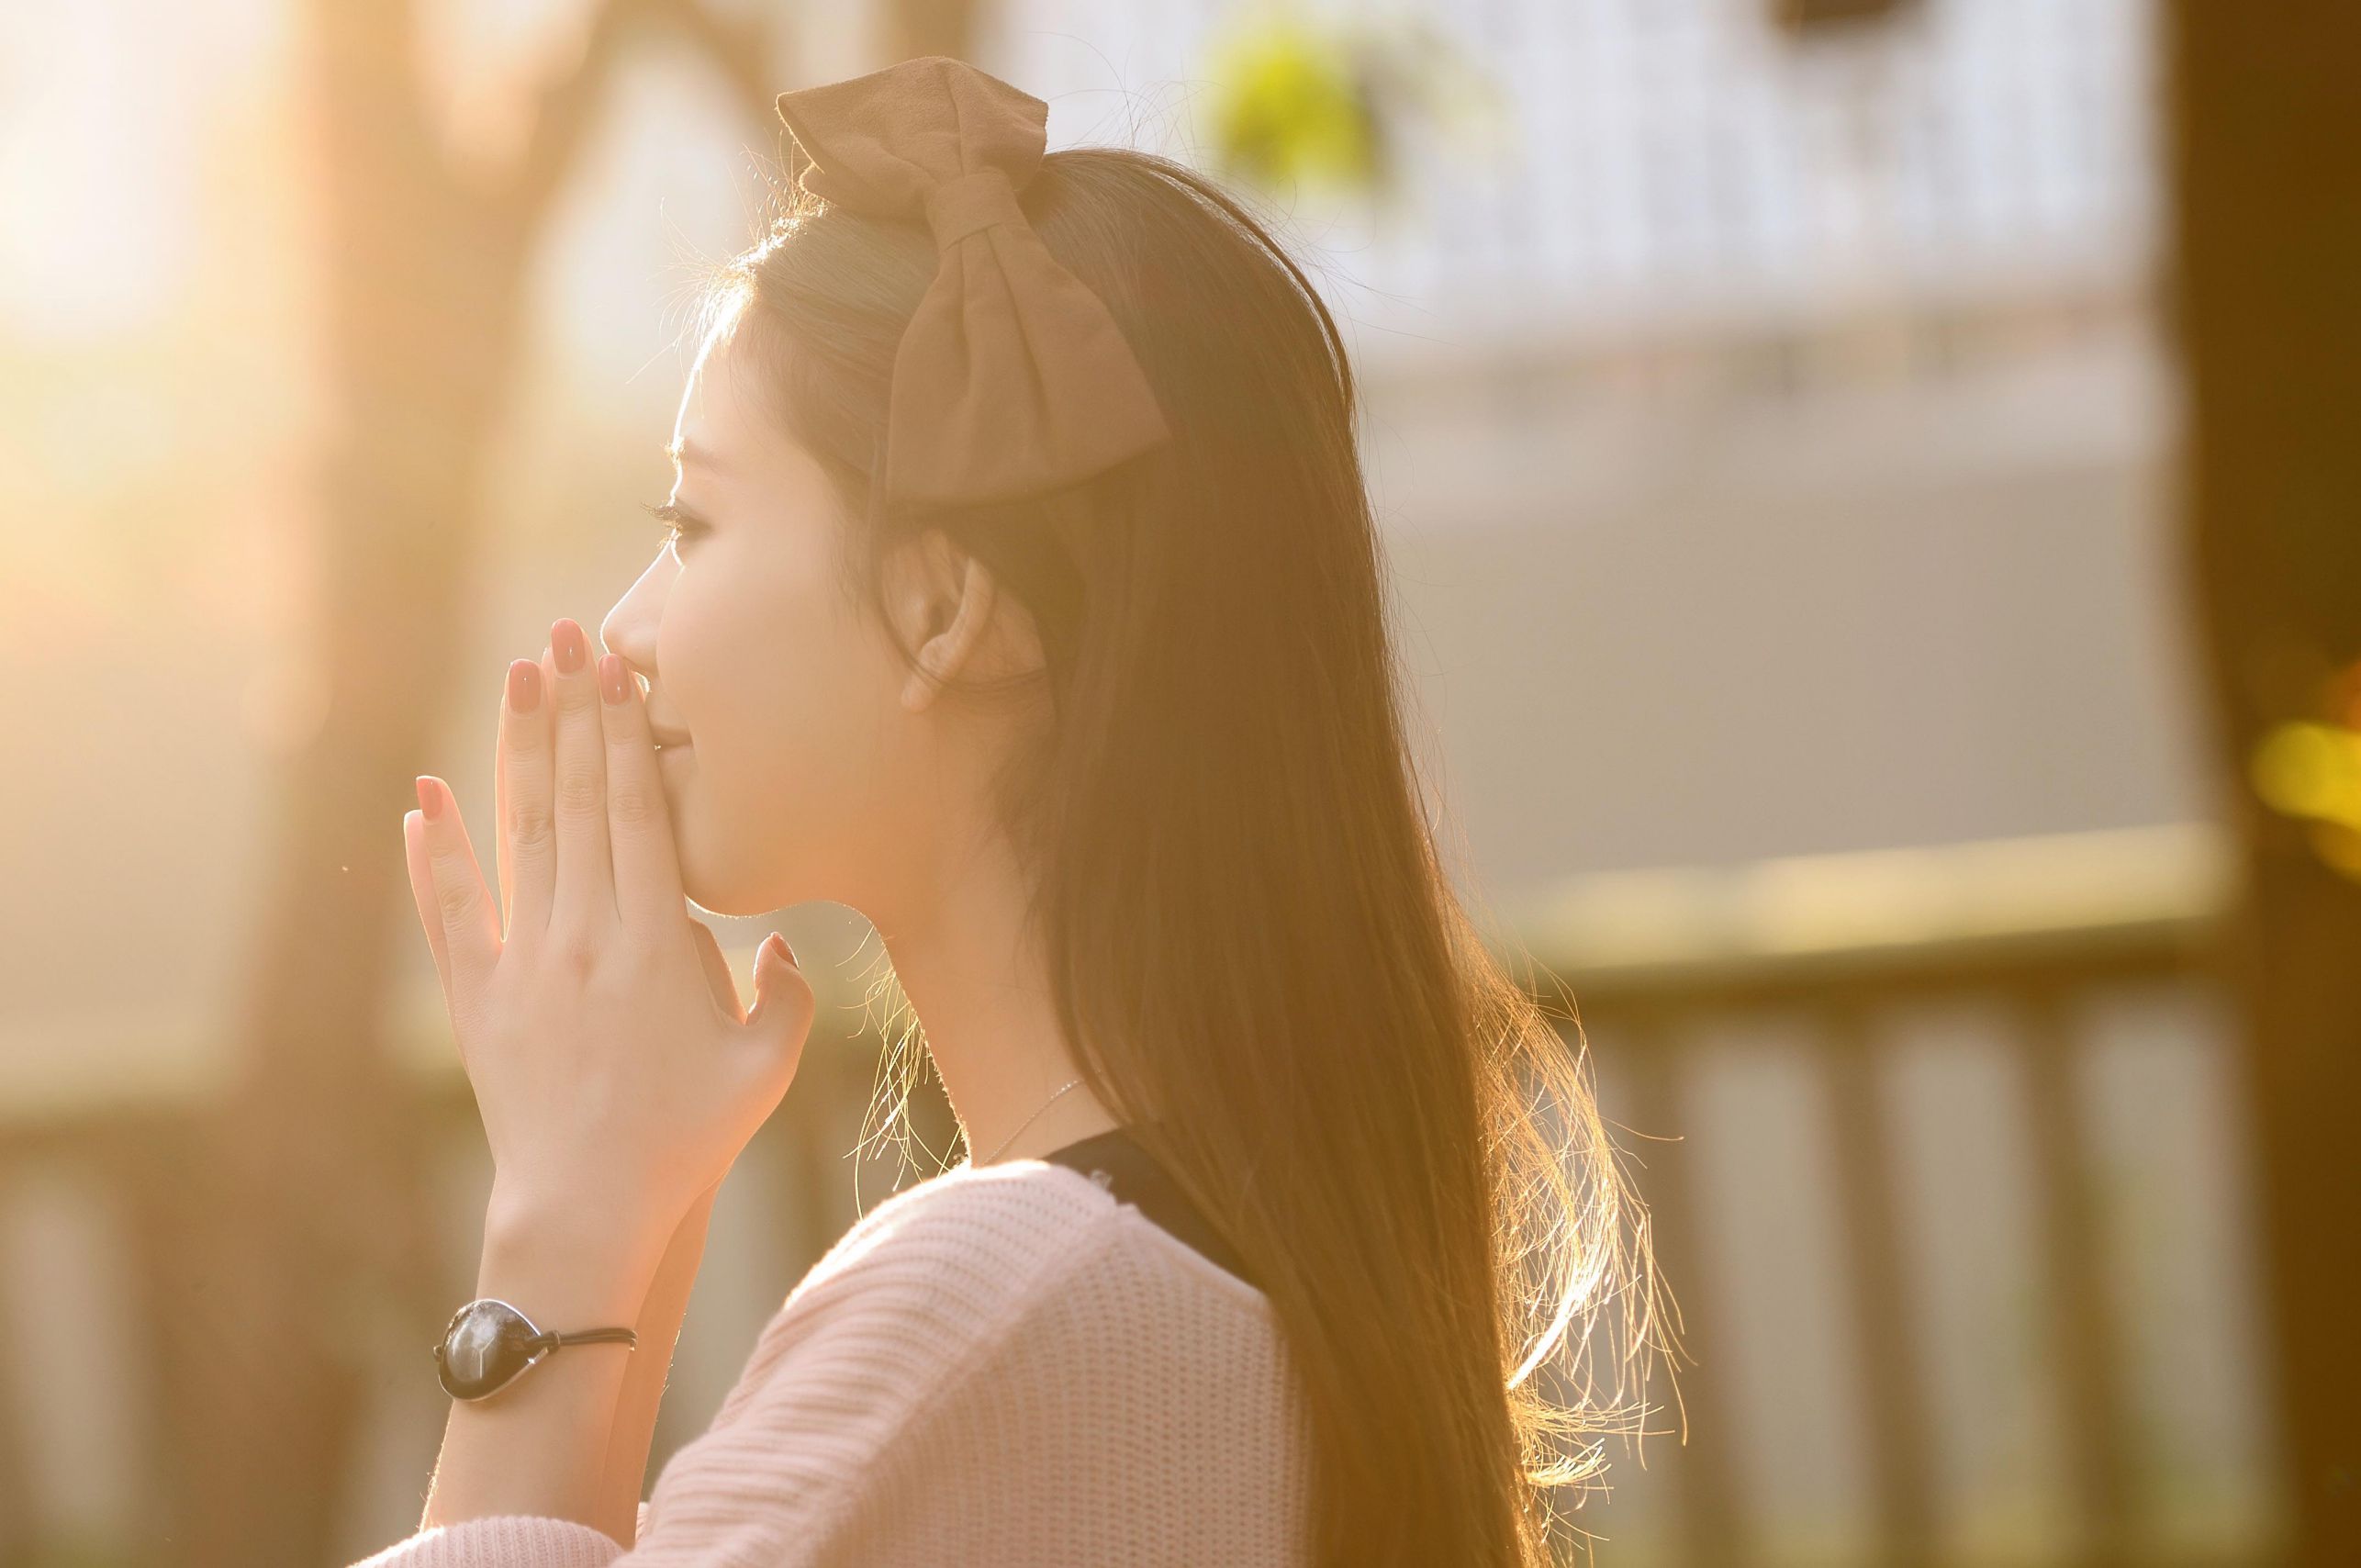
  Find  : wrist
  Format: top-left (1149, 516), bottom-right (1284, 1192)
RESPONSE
top-left (487, 1171), bottom-right (678, 1246)
top-left (479, 1188), bottom-right (671, 1330)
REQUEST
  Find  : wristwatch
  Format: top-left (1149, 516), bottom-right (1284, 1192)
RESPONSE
top-left (431, 1297), bottom-right (638, 1401)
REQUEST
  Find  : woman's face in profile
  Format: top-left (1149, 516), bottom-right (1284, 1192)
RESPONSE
top-left (599, 325), bottom-right (922, 919)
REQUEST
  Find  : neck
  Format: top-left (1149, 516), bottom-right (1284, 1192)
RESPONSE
top-left (873, 828), bottom-right (1117, 1165)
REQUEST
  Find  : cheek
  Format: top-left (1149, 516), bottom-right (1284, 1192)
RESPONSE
top-left (738, 610), bottom-right (901, 807)
top-left (669, 559), bottom-right (906, 846)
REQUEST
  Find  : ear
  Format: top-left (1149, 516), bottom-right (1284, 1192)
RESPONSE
top-left (886, 531), bottom-right (1002, 712)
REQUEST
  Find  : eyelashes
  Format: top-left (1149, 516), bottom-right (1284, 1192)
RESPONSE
top-left (641, 498), bottom-right (710, 553)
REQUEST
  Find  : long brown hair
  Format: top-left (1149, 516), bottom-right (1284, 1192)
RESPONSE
top-left (695, 140), bottom-right (1674, 1567)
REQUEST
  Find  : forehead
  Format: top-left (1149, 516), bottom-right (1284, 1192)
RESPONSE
top-left (669, 315), bottom-right (836, 486)
top-left (665, 320), bottom-right (845, 519)
top-left (669, 328), bottom-right (759, 474)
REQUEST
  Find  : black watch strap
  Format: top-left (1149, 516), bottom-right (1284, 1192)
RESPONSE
top-left (432, 1297), bottom-right (639, 1402)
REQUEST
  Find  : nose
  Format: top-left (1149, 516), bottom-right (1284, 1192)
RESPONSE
top-left (600, 561), bottom-right (665, 681)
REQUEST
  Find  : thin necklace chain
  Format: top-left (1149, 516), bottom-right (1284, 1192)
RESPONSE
top-left (978, 1077), bottom-right (1084, 1165)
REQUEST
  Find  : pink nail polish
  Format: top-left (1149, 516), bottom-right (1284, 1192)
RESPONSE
top-left (508, 659), bottom-right (542, 712)
top-left (554, 620), bottom-right (587, 675)
top-left (599, 653), bottom-right (630, 705)
top-left (416, 777), bottom-right (442, 821)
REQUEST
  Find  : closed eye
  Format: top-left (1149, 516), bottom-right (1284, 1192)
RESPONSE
top-left (641, 498), bottom-right (710, 554)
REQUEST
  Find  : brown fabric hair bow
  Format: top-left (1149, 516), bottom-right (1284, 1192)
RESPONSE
top-left (774, 56), bottom-right (1172, 507)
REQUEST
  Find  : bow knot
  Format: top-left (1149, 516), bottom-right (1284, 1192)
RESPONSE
top-left (923, 167), bottom-right (1024, 251)
top-left (774, 57), bottom-right (1172, 508)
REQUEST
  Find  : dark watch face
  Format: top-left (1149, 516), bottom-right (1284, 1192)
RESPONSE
top-left (434, 1299), bottom-right (545, 1400)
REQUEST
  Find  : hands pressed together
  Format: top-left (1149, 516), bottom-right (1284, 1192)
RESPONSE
top-left (401, 616), bottom-right (813, 1249)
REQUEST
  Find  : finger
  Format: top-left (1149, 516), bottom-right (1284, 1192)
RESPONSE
top-left (494, 678), bottom-right (508, 933)
top-left (598, 651), bottom-right (687, 924)
top-left (413, 775), bottom-right (500, 997)
top-left (683, 915), bottom-right (745, 1025)
top-left (402, 808), bottom-right (452, 1005)
top-left (493, 656), bottom-right (537, 936)
top-left (724, 934), bottom-right (811, 1135)
top-left (501, 654), bottom-right (557, 942)
top-left (744, 932), bottom-right (813, 1054)
top-left (548, 618), bottom-right (616, 924)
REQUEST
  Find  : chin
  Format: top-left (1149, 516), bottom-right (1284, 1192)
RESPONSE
top-left (677, 864), bottom-right (750, 918)
top-left (677, 851), bottom-right (788, 920)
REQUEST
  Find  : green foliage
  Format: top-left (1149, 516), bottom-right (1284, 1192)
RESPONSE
top-left (1209, 17), bottom-right (1380, 192)
top-left (1204, 8), bottom-right (1504, 201)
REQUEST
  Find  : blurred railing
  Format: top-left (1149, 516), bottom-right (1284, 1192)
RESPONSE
top-left (0, 925), bottom-right (971, 1566)
top-left (0, 823), bottom-right (2284, 1567)
top-left (1516, 822), bottom-right (2282, 1567)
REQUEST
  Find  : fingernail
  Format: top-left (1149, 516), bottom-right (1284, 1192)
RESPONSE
top-left (554, 620), bottom-right (587, 675)
top-left (599, 652), bottom-right (631, 706)
top-left (508, 659), bottom-right (542, 712)
top-left (416, 777), bottom-right (442, 822)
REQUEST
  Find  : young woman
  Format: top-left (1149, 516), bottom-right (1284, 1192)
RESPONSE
top-left (362, 54), bottom-right (1666, 1568)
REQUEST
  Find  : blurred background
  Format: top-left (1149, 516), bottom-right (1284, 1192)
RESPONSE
top-left (2, 0), bottom-right (2354, 1564)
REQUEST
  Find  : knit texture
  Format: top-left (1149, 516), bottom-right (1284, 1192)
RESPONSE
top-left (352, 1159), bottom-right (1315, 1566)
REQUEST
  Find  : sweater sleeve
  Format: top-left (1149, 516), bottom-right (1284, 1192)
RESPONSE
top-left (347, 1498), bottom-right (651, 1568)
top-left (347, 1169), bottom-right (1125, 1568)
top-left (349, 1515), bottom-right (623, 1568)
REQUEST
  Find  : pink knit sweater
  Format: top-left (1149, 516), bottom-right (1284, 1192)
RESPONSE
top-left (352, 1159), bottom-right (1315, 1566)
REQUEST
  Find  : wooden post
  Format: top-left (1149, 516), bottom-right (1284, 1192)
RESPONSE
top-left (1821, 1003), bottom-right (1939, 1568)
top-left (2166, 6), bottom-right (2361, 1564)
top-left (1612, 1011), bottom-right (1750, 1568)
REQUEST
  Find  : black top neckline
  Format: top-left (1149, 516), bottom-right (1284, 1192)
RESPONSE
top-left (1029, 1125), bottom-right (1259, 1291)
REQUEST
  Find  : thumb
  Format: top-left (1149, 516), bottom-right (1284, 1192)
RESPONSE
top-left (744, 932), bottom-right (813, 1041)
top-left (683, 913), bottom-right (745, 1025)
